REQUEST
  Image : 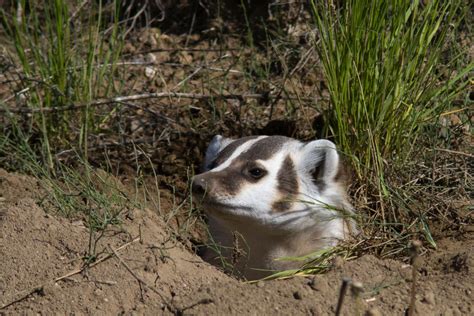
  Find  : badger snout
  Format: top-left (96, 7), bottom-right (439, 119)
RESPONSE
top-left (191, 174), bottom-right (209, 197)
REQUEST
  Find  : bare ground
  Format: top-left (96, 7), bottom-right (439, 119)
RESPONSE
top-left (0, 168), bottom-right (472, 315)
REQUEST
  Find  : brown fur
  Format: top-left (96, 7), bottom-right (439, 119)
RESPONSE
top-left (272, 155), bottom-right (298, 212)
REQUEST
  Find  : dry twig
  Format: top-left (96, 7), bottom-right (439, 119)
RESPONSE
top-left (54, 236), bottom-right (140, 282)
top-left (335, 277), bottom-right (352, 316)
top-left (350, 281), bottom-right (364, 316)
top-left (0, 287), bottom-right (44, 310)
top-left (108, 245), bottom-right (175, 313)
top-left (0, 92), bottom-right (316, 114)
top-left (408, 240), bottom-right (422, 316)
top-left (434, 148), bottom-right (474, 159)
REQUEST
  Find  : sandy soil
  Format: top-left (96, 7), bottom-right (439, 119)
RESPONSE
top-left (0, 168), bottom-right (472, 315)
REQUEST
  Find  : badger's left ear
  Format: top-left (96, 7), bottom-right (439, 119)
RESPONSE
top-left (299, 139), bottom-right (341, 188)
top-left (203, 135), bottom-right (233, 171)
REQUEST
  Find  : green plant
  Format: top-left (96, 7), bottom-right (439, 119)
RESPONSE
top-left (1, 0), bottom-right (124, 169)
top-left (311, 0), bottom-right (472, 186)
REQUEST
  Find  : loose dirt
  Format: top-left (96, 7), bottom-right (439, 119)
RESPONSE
top-left (0, 168), bottom-right (472, 315)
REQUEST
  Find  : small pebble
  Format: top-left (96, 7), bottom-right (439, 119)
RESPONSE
top-left (365, 308), bottom-right (382, 316)
top-left (145, 67), bottom-right (157, 79)
top-left (423, 291), bottom-right (436, 305)
top-left (307, 277), bottom-right (317, 290)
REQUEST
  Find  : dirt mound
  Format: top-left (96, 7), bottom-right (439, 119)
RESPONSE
top-left (0, 169), bottom-right (472, 315)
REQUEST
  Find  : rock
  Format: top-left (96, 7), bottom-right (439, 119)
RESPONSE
top-left (423, 291), bottom-right (435, 305)
top-left (146, 53), bottom-right (157, 63)
top-left (365, 308), bottom-right (382, 316)
top-left (145, 67), bottom-right (157, 79)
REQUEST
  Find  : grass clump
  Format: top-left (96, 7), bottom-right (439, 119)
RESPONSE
top-left (311, 0), bottom-right (472, 184)
top-left (1, 0), bottom-right (124, 169)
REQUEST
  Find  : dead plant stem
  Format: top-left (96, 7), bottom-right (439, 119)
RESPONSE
top-left (1, 92), bottom-right (316, 114)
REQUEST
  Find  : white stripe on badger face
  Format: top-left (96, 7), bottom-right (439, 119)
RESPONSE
top-left (210, 136), bottom-right (268, 173)
top-left (219, 150), bottom-right (289, 219)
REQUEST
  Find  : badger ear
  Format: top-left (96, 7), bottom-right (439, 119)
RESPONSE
top-left (300, 139), bottom-right (341, 189)
top-left (203, 135), bottom-right (233, 171)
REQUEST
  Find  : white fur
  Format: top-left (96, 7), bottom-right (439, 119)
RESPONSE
top-left (204, 135), bottom-right (234, 170)
top-left (209, 136), bottom-right (267, 173)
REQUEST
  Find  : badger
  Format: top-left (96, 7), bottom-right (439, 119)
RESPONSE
top-left (192, 135), bottom-right (356, 280)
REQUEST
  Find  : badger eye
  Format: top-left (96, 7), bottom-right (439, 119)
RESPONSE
top-left (248, 167), bottom-right (265, 179)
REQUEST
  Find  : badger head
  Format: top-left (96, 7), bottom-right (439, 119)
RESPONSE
top-left (192, 135), bottom-right (353, 237)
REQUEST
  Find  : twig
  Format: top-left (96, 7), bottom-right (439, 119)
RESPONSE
top-left (172, 66), bottom-right (204, 90)
top-left (180, 298), bottom-right (214, 313)
top-left (434, 148), bottom-right (474, 158)
top-left (268, 46), bottom-right (315, 119)
top-left (350, 281), bottom-right (364, 316)
top-left (408, 240), bottom-right (422, 316)
top-left (108, 245), bottom-right (175, 312)
top-left (54, 236), bottom-right (140, 282)
top-left (55, 136), bottom-right (167, 159)
top-left (130, 48), bottom-right (240, 55)
top-left (0, 287), bottom-right (44, 310)
top-left (439, 107), bottom-right (468, 116)
top-left (172, 52), bottom-right (233, 90)
top-left (69, 0), bottom-right (89, 23)
top-left (0, 92), bottom-right (316, 114)
top-left (335, 277), bottom-right (351, 316)
top-left (116, 61), bottom-right (243, 74)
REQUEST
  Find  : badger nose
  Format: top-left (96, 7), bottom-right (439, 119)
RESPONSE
top-left (192, 175), bottom-right (207, 196)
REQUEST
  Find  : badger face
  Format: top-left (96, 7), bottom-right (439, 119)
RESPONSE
top-left (192, 135), bottom-right (352, 233)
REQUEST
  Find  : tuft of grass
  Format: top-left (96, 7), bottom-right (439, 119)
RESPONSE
top-left (1, 0), bottom-right (124, 169)
top-left (261, 243), bottom-right (359, 280)
top-left (310, 0), bottom-right (472, 186)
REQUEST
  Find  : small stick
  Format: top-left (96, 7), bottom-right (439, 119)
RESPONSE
top-left (54, 236), bottom-right (140, 282)
top-left (179, 298), bottom-right (214, 313)
top-left (0, 92), bottom-right (317, 114)
top-left (350, 281), bottom-right (364, 316)
top-left (129, 47), bottom-right (241, 55)
top-left (335, 277), bottom-right (351, 316)
top-left (434, 148), bottom-right (474, 159)
top-left (408, 240), bottom-right (422, 316)
top-left (0, 287), bottom-right (44, 310)
top-left (108, 246), bottom-right (175, 313)
top-left (365, 308), bottom-right (382, 316)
